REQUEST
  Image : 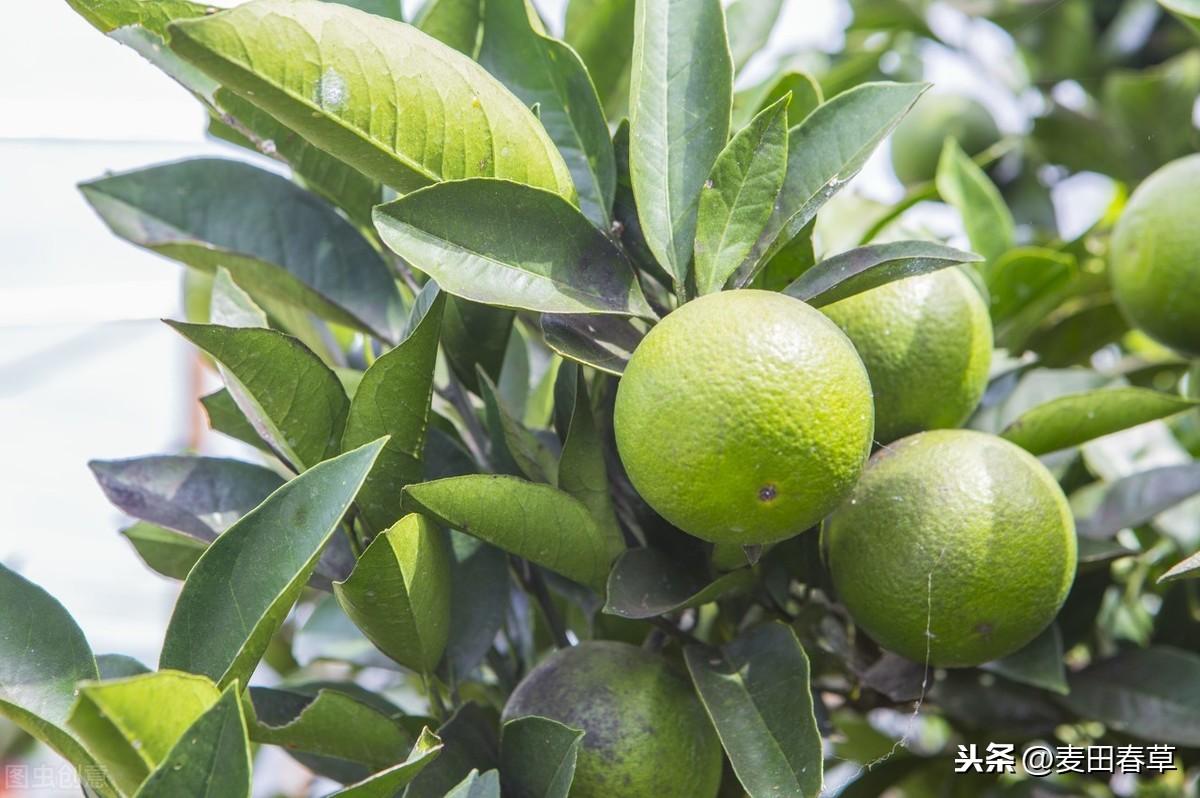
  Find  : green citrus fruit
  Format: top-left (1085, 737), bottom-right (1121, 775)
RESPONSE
top-left (1110, 154), bottom-right (1200, 357)
top-left (890, 95), bottom-right (1001, 186)
top-left (501, 641), bottom-right (721, 798)
top-left (823, 429), bottom-right (1076, 668)
top-left (821, 268), bottom-right (993, 443)
top-left (614, 290), bottom-right (874, 545)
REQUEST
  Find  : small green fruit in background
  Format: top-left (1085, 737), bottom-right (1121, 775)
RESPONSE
top-left (824, 429), bottom-right (1076, 668)
top-left (1110, 154), bottom-right (1200, 357)
top-left (822, 267), bottom-right (993, 444)
top-left (614, 290), bottom-right (874, 545)
top-left (890, 94), bottom-right (1001, 186)
top-left (502, 641), bottom-right (722, 798)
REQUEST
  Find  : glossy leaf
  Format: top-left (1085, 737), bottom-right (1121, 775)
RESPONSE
top-left (442, 532), bottom-right (510, 680)
top-left (735, 71), bottom-right (823, 130)
top-left (725, 0), bottom-right (784, 71)
top-left (199, 389), bottom-right (273, 454)
top-left (563, 0), bottom-right (636, 113)
top-left (415, 0), bottom-right (483, 55)
top-left (556, 368), bottom-right (624, 559)
top-left (249, 686), bottom-right (412, 770)
top-left (0, 565), bottom-right (118, 798)
top-left (403, 475), bottom-right (611, 589)
top-left (936, 139), bottom-right (1015, 266)
top-left (629, 0), bottom-right (733, 284)
top-left (447, 769), bottom-right (502, 798)
top-left (1000, 388), bottom-right (1198, 455)
top-left (743, 82), bottom-right (928, 280)
top-left (81, 158), bottom-right (403, 341)
top-left (120, 523), bottom-right (207, 581)
top-left (479, 0), bottom-right (615, 226)
top-left (685, 622), bottom-right (823, 798)
top-left (159, 440), bottom-right (385, 688)
top-left (604, 548), bottom-right (753, 619)
top-left (1161, 551), bottom-right (1200, 583)
top-left (982, 624), bottom-right (1068, 695)
top-left (342, 293), bottom-right (445, 533)
top-left (376, 180), bottom-right (651, 317)
top-left (169, 322), bottom-right (349, 470)
top-left (67, 0), bottom-right (206, 37)
top-left (989, 248), bottom-right (1077, 350)
top-left (783, 241), bottom-right (982, 308)
top-left (694, 96), bottom-right (790, 296)
top-left (499, 716), bottom-right (583, 798)
top-left (334, 514), bottom-right (452, 673)
top-left (1078, 463), bottom-right (1200, 539)
top-left (540, 314), bottom-right (644, 375)
top-left (67, 671), bottom-right (221, 796)
top-left (133, 684), bottom-right (251, 798)
top-left (1060, 646), bottom-right (1200, 746)
top-left (168, 0), bottom-right (575, 197)
top-left (325, 728), bottom-right (444, 798)
top-left (209, 267), bottom-right (268, 329)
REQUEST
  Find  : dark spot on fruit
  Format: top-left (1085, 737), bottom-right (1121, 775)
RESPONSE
top-left (975, 622), bottom-right (993, 636)
top-left (758, 484), bottom-right (777, 502)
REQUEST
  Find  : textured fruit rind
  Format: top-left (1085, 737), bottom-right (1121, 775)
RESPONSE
top-left (1110, 154), bottom-right (1200, 357)
top-left (614, 290), bottom-right (875, 545)
top-left (822, 267), bottom-right (993, 443)
top-left (824, 429), bottom-right (1077, 668)
top-left (501, 641), bottom-right (722, 798)
top-left (890, 94), bottom-right (1001, 186)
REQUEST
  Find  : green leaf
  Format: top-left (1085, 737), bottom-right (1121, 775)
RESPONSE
top-left (1059, 646), bottom-right (1200, 746)
top-left (477, 371), bottom-right (559, 484)
top-left (1161, 551), bottom-right (1200, 583)
top-left (342, 293), bottom-right (445, 533)
top-left (0, 565), bottom-right (119, 798)
top-left (540, 314), bottom-right (643, 375)
top-left (989, 248), bottom-right (1078, 350)
top-left (783, 241), bottom-right (982, 308)
top-left (694, 96), bottom-right (790, 296)
top-left (725, 0), bottom-right (784, 71)
top-left (168, 0), bottom-right (575, 197)
top-left (744, 82), bottom-right (928, 281)
top-left (67, 0), bottom-right (207, 37)
top-left (605, 548), bottom-right (753, 619)
top-left (169, 322), bottom-right (350, 470)
top-left (248, 686), bottom-right (413, 770)
top-left (133, 684), bottom-right (251, 798)
top-left (1159, 0), bottom-right (1200, 34)
top-left (685, 622), bottom-right (823, 798)
top-left (1078, 463), bottom-right (1200, 539)
top-left (936, 139), bottom-right (1015, 266)
top-left (734, 70), bottom-right (823, 130)
top-left (442, 532), bottom-right (510, 680)
top-left (403, 475), bottom-right (611, 589)
top-left (448, 769), bottom-right (502, 798)
top-left (200, 389), bottom-right (273, 454)
top-left (294, 596), bottom-right (395, 669)
top-left (556, 367), bottom-right (624, 559)
top-left (96, 655), bottom-right (152, 680)
top-left (375, 180), bottom-right (651, 316)
top-left (209, 267), bottom-right (268, 329)
top-left (67, 671), bottom-right (221, 796)
top-left (120, 523), bottom-right (207, 581)
top-left (334, 514), bottom-right (452, 673)
top-left (324, 728), bottom-right (444, 797)
top-left (499, 716), bottom-right (583, 798)
top-left (982, 624), bottom-right (1068, 696)
top-left (405, 703), bottom-right (500, 798)
top-left (479, 0), bottom-right (616, 226)
top-left (329, 0), bottom-right (403, 19)
top-left (563, 0), bottom-right (636, 114)
top-left (415, 0), bottom-right (483, 55)
top-left (80, 158), bottom-right (403, 341)
top-left (443, 297), bottom-right (515, 394)
top-left (1000, 388), bottom-right (1198, 456)
top-left (629, 0), bottom-right (733, 285)
top-left (90, 455), bottom-right (284, 541)
top-left (160, 439), bottom-right (385, 688)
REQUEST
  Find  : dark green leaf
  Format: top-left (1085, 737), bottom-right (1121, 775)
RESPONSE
top-left (478, 371), bottom-right (559, 484)
top-left (96, 655), bottom-right (152, 680)
top-left (447, 769), bottom-right (502, 798)
top-left (375, 180), bottom-right (651, 316)
top-left (990, 250), bottom-right (1077, 358)
top-left (169, 322), bottom-right (349, 470)
top-left (443, 298), bottom-right (514, 394)
top-left (415, 0), bottom-right (483, 55)
top-left (323, 728), bottom-right (444, 797)
top-left (200, 389), bottom-right (273, 454)
top-left (168, 0), bottom-right (575, 196)
top-left (694, 96), bottom-right (790, 296)
top-left (159, 439), bottom-right (385, 688)
top-left (936, 139), bottom-right (1015, 266)
top-left (540, 314), bottom-right (644, 375)
top-left (982, 624), bottom-right (1068, 695)
top-left (1078, 463), bottom-right (1200, 539)
top-left (342, 294), bottom-right (445, 533)
top-left (1060, 646), bottom-right (1200, 746)
top-left (604, 548), bottom-right (753, 619)
top-left (1000, 388), bottom-right (1198, 455)
top-left (557, 369), bottom-right (624, 559)
top-left (479, 0), bottom-right (615, 226)
top-left (404, 703), bottom-right (500, 798)
top-left (133, 685), bottom-right (251, 798)
top-left (499, 716), bottom-right (583, 798)
top-left (783, 241), bottom-right (982, 307)
top-left (328, 0), bottom-right (403, 20)
top-left (442, 532), bottom-right (510, 680)
top-left (563, 0), bottom-right (636, 114)
top-left (725, 0), bottom-right (784, 71)
top-left (685, 622), bottom-right (822, 798)
top-left (81, 159), bottom-right (403, 341)
top-left (629, 0), bottom-right (733, 284)
top-left (120, 523), bottom-right (207, 581)
top-left (333, 514), bottom-right (452, 673)
top-left (734, 71), bottom-right (823, 130)
top-left (403, 475), bottom-right (611, 589)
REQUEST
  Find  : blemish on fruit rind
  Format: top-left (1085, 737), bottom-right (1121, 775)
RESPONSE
top-left (758, 484), bottom-right (778, 502)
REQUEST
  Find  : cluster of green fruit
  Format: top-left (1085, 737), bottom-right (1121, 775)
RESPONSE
top-left (499, 115), bottom-right (1200, 798)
